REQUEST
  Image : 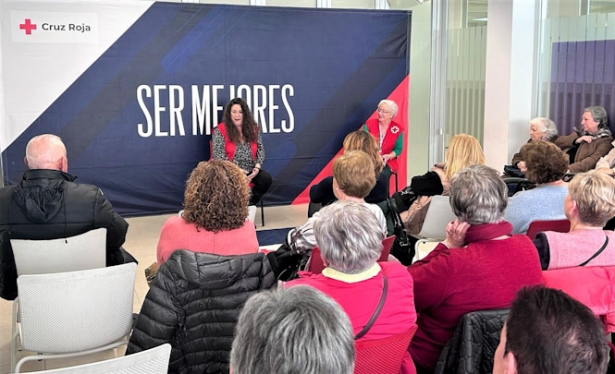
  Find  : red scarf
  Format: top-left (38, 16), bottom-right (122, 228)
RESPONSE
top-left (463, 221), bottom-right (513, 244)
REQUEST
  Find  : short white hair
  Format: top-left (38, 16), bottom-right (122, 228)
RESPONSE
top-left (314, 201), bottom-right (384, 274)
top-left (529, 117), bottom-right (558, 140)
top-left (230, 286), bottom-right (355, 374)
top-left (379, 99), bottom-right (398, 118)
top-left (25, 134), bottom-right (66, 170)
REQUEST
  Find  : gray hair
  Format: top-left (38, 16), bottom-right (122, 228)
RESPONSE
top-left (25, 134), bottom-right (67, 170)
top-left (449, 165), bottom-right (508, 225)
top-left (230, 286), bottom-right (355, 374)
top-left (314, 201), bottom-right (384, 274)
top-left (529, 117), bottom-right (558, 140)
top-left (379, 99), bottom-right (398, 118)
top-left (584, 106), bottom-right (609, 128)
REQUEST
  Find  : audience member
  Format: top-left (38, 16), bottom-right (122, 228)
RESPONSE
top-left (288, 201), bottom-right (417, 372)
top-left (493, 286), bottom-right (609, 374)
top-left (213, 97), bottom-right (272, 205)
top-left (396, 133), bottom-right (485, 236)
top-left (504, 141), bottom-right (569, 234)
top-left (0, 134), bottom-right (132, 301)
top-left (408, 165), bottom-right (543, 373)
top-left (230, 286), bottom-right (355, 374)
top-left (534, 170), bottom-right (615, 270)
top-left (510, 117), bottom-right (558, 171)
top-left (286, 151), bottom-right (386, 253)
top-left (363, 99), bottom-right (405, 183)
top-left (595, 137), bottom-right (615, 176)
top-left (310, 130), bottom-right (388, 206)
top-left (156, 160), bottom-right (258, 264)
top-left (554, 106), bottom-right (613, 173)
top-left (127, 250), bottom-right (275, 374)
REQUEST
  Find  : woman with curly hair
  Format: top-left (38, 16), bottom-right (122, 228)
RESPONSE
top-left (212, 98), bottom-right (272, 205)
top-left (310, 130), bottom-right (389, 206)
top-left (504, 141), bottom-right (569, 234)
top-left (156, 160), bottom-right (259, 263)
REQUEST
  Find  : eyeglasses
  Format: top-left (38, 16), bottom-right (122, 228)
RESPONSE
top-left (377, 108), bottom-right (390, 114)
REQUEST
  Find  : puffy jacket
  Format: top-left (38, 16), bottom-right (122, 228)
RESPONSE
top-left (434, 309), bottom-right (510, 374)
top-left (0, 169), bottom-right (128, 300)
top-left (126, 250), bottom-right (276, 374)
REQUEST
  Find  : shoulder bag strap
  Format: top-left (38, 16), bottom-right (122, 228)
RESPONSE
top-left (354, 273), bottom-right (388, 340)
top-left (579, 234), bottom-right (609, 267)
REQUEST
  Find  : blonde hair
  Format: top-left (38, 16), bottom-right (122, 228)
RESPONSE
top-left (568, 171), bottom-right (615, 227)
top-left (333, 151), bottom-right (376, 199)
top-left (343, 131), bottom-right (383, 177)
top-left (444, 134), bottom-right (485, 180)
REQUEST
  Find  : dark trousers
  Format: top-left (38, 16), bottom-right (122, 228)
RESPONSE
top-left (250, 169), bottom-right (272, 205)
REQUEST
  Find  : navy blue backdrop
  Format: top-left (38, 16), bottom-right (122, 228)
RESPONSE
top-left (2, 3), bottom-right (411, 216)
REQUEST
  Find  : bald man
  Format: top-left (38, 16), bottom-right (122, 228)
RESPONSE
top-left (0, 134), bottom-right (132, 300)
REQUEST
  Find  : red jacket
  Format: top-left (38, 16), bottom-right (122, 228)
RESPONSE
top-left (216, 123), bottom-right (258, 161)
top-left (365, 118), bottom-right (404, 172)
top-left (407, 222), bottom-right (544, 370)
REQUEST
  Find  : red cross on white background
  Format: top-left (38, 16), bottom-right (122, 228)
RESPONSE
top-left (19, 19), bottom-right (37, 35)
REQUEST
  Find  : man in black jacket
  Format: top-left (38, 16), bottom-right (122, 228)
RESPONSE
top-left (0, 134), bottom-right (133, 300)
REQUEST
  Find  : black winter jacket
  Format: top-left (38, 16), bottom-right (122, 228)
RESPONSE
top-left (0, 169), bottom-right (128, 300)
top-left (126, 250), bottom-right (276, 374)
top-left (434, 309), bottom-right (510, 374)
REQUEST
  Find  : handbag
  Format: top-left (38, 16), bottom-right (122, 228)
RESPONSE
top-left (144, 262), bottom-right (159, 287)
top-left (386, 198), bottom-right (415, 265)
top-left (503, 165), bottom-right (526, 178)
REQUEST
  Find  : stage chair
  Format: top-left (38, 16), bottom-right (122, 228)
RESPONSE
top-left (526, 219), bottom-right (570, 240)
top-left (308, 236), bottom-right (396, 275)
top-left (24, 344), bottom-right (171, 374)
top-left (11, 228), bottom-right (107, 276)
top-left (11, 263), bottom-right (137, 373)
top-left (412, 196), bottom-right (456, 255)
top-left (354, 325), bottom-right (418, 374)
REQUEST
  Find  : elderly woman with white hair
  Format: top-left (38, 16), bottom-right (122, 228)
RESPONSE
top-left (511, 117), bottom-right (558, 172)
top-left (534, 171), bottom-right (615, 270)
top-left (363, 99), bottom-right (404, 182)
top-left (288, 201), bottom-right (417, 373)
top-left (407, 165), bottom-right (543, 374)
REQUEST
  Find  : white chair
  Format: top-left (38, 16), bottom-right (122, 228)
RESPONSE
top-left (11, 263), bottom-right (137, 373)
top-left (21, 344), bottom-right (171, 374)
top-left (11, 228), bottom-right (107, 275)
top-left (412, 195), bottom-right (457, 261)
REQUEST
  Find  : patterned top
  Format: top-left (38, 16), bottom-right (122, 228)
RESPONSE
top-left (212, 128), bottom-right (265, 173)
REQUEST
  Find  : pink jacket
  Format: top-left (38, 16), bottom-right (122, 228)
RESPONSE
top-left (543, 266), bottom-right (615, 332)
top-left (157, 216), bottom-right (259, 264)
top-left (288, 262), bottom-right (417, 372)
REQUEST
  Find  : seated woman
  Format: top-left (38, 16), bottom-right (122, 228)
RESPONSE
top-left (554, 106), bottom-right (613, 173)
top-left (310, 130), bottom-right (388, 206)
top-left (156, 160), bottom-right (258, 264)
top-left (407, 165), bottom-right (543, 373)
top-left (363, 100), bottom-right (404, 181)
top-left (288, 201), bottom-right (417, 373)
top-left (533, 171), bottom-right (615, 270)
top-left (504, 141), bottom-right (569, 234)
top-left (396, 134), bottom-right (485, 236)
top-left (127, 250), bottom-right (275, 374)
top-left (213, 97), bottom-right (272, 205)
top-left (510, 117), bottom-right (558, 172)
top-left (287, 151), bottom-right (386, 253)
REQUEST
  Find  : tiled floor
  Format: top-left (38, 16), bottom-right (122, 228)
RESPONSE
top-left (0, 204), bottom-right (307, 373)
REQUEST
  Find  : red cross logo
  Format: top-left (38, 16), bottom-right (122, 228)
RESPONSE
top-left (19, 19), bottom-right (37, 35)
